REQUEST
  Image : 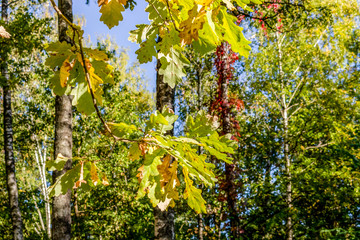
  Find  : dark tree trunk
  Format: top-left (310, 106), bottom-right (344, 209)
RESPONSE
top-left (3, 87), bottom-right (24, 240)
top-left (196, 65), bottom-right (204, 240)
top-left (2, 0), bottom-right (24, 238)
top-left (156, 60), bottom-right (175, 112)
top-left (216, 42), bottom-right (240, 239)
top-left (154, 59), bottom-right (175, 240)
top-left (52, 1), bottom-right (73, 240)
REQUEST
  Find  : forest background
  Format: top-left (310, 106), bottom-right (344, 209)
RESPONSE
top-left (0, 0), bottom-right (360, 240)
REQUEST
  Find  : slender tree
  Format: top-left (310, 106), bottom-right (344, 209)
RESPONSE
top-left (154, 59), bottom-right (175, 240)
top-left (35, 138), bottom-right (51, 237)
top-left (214, 42), bottom-right (240, 239)
top-left (52, 0), bottom-right (73, 239)
top-left (1, 0), bottom-right (24, 239)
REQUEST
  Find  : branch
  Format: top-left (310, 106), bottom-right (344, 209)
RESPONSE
top-left (32, 195), bottom-right (45, 232)
top-left (288, 99), bottom-right (315, 119)
top-left (165, 0), bottom-right (180, 32)
top-left (77, 33), bottom-right (121, 142)
top-left (6, 0), bottom-right (19, 7)
top-left (305, 141), bottom-right (332, 150)
top-left (146, 0), bottom-right (168, 27)
top-left (49, 0), bottom-right (78, 31)
top-left (287, 77), bottom-right (304, 107)
top-left (298, 161), bottom-right (316, 174)
top-left (289, 26), bottom-right (328, 79)
top-left (49, 0), bottom-right (136, 144)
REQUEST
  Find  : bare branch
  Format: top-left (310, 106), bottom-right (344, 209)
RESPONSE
top-left (288, 77), bottom-right (305, 107)
top-left (290, 26), bottom-right (328, 79)
top-left (305, 141), bottom-right (332, 150)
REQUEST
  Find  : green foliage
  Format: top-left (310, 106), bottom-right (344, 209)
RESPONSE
top-left (0, 4), bottom-right (51, 87)
top-left (48, 158), bottom-right (109, 198)
top-left (158, 47), bottom-right (190, 88)
top-left (70, 43), bottom-right (156, 239)
top-left (126, 0), bottom-right (263, 86)
top-left (49, 108), bottom-right (235, 214)
top-left (234, 1), bottom-right (360, 238)
top-left (43, 0), bottom-right (260, 216)
top-left (46, 154), bottom-right (68, 171)
top-left (4, 0), bottom-right (360, 239)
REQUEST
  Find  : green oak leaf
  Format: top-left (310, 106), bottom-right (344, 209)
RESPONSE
top-left (193, 20), bottom-right (219, 55)
top-left (183, 169), bottom-right (207, 213)
top-left (219, 7), bottom-right (251, 57)
top-left (129, 142), bottom-right (142, 161)
top-left (49, 164), bottom-right (81, 197)
top-left (46, 153), bottom-right (69, 171)
top-left (84, 48), bottom-right (109, 61)
top-left (99, 0), bottom-right (125, 29)
top-left (107, 122), bottom-right (138, 138)
top-left (71, 81), bottom-right (96, 115)
top-left (158, 47), bottom-right (190, 88)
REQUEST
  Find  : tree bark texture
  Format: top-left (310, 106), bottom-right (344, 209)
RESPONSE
top-left (277, 31), bottom-right (293, 240)
top-left (198, 213), bottom-right (204, 240)
top-left (154, 58), bottom-right (175, 240)
top-left (284, 108), bottom-right (293, 240)
top-left (216, 42), bottom-right (239, 239)
top-left (3, 86), bottom-right (24, 240)
top-left (2, 0), bottom-right (24, 238)
top-left (52, 1), bottom-right (73, 240)
top-left (156, 60), bottom-right (175, 112)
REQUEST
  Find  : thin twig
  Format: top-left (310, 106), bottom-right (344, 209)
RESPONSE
top-left (289, 26), bottom-right (328, 79)
top-left (147, 0), bottom-right (167, 25)
top-left (164, 0), bottom-right (180, 32)
top-left (305, 141), bottom-right (332, 150)
top-left (49, 0), bottom-right (138, 144)
top-left (49, 0), bottom-right (78, 30)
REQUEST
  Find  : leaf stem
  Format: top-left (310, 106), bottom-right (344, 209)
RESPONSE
top-left (49, 0), bottom-right (136, 144)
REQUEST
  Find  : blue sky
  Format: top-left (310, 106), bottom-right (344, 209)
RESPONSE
top-left (73, 1), bottom-right (157, 91)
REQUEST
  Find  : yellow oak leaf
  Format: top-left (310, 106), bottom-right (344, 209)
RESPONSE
top-left (99, 0), bottom-right (126, 29)
top-left (98, 0), bottom-right (108, 7)
top-left (179, 6), bottom-right (206, 45)
top-left (59, 57), bottom-right (73, 88)
top-left (156, 159), bottom-right (180, 211)
top-left (118, 0), bottom-right (128, 4)
top-left (164, 161), bottom-right (180, 200)
top-left (157, 155), bottom-right (172, 188)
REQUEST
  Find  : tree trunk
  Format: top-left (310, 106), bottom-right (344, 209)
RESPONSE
top-left (216, 42), bottom-right (239, 239)
top-left (52, 1), bottom-right (73, 240)
top-left (2, 0), bottom-right (24, 239)
top-left (198, 213), bottom-right (204, 240)
top-left (284, 108), bottom-right (293, 240)
top-left (154, 59), bottom-right (175, 240)
top-left (277, 31), bottom-right (293, 240)
top-left (196, 59), bottom-right (204, 240)
top-left (3, 86), bottom-right (24, 240)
